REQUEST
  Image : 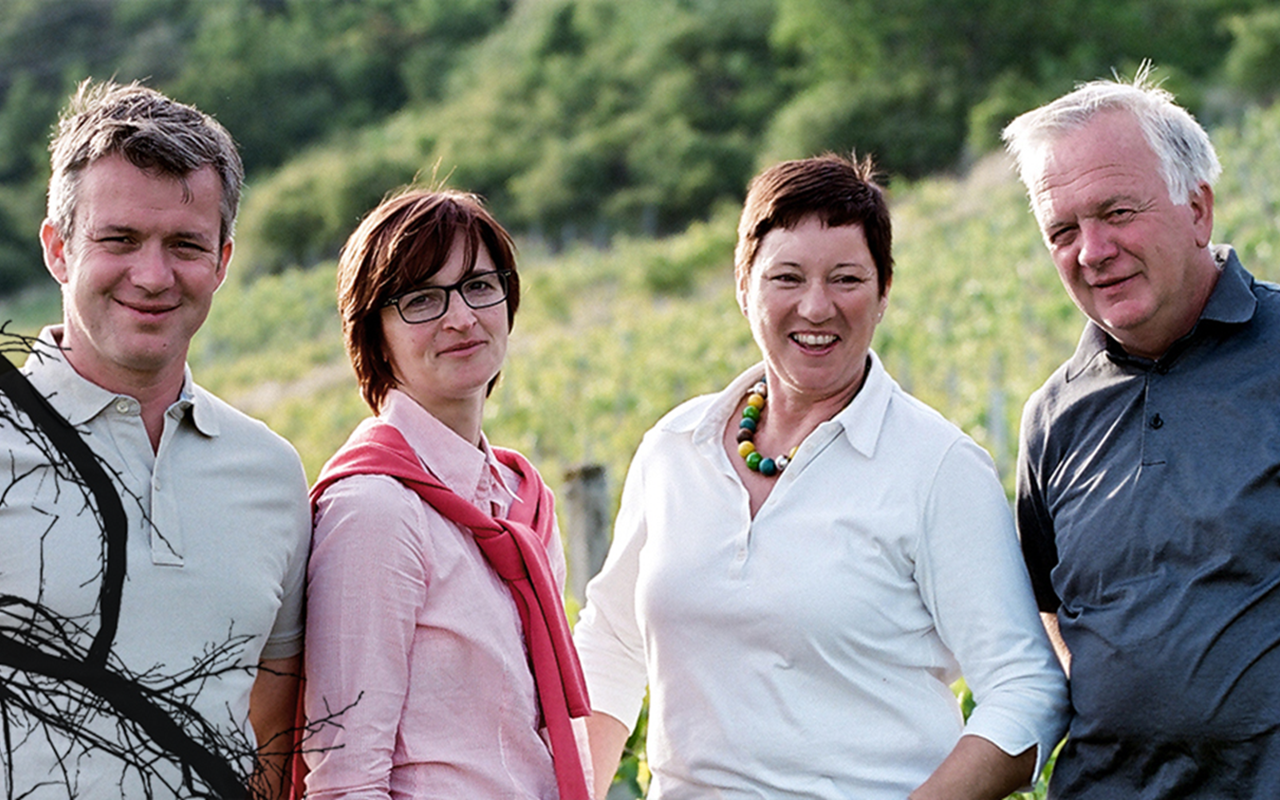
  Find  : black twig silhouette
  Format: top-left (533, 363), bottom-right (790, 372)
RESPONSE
top-left (0, 327), bottom-right (343, 799)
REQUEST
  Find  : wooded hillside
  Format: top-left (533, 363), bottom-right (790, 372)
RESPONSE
top-left (3, 0), bottom-right (1279, 291)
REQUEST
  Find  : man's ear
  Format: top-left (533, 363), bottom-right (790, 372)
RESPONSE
top-left (216, 239), bottom-right (233, 289)
top-left (40, 220), bottom-right (69, 284)
top-left (1189, 182), bottom-right (1214, 249)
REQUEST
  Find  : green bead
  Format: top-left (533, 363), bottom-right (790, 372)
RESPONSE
top-left (742, 405), bottom-right (761, 421)
top-left (745, 451), bottom-right (763, 470)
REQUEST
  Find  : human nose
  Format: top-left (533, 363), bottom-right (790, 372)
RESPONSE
top-left (129, 242), bottom-right (176, 294)
top-left (796, 280), bottom-right (835, 321)
top-left (438, 286), bottom-right (477, 328)
top-left (1076, 219), bottom-right (1119, 270)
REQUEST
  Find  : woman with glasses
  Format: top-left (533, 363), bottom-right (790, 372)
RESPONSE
top-left (302, 189), bottom-right (591, 799)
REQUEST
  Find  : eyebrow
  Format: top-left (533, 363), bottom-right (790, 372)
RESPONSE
top-left (1043, 191), bottom-right (1145, 230)
top-left (93, 223), bottom-right (217, 245)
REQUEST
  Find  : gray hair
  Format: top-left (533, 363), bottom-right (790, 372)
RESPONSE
top-left (1002, 64), bottom-right (1220, 206)
top-left (47, 79), bottom-right (244, 246)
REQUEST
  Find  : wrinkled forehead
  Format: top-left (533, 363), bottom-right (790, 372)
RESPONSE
top-left (1026, 113), bottom-right (1162, 224)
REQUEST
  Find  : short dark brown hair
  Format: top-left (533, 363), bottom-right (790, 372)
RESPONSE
top-left (735, 153), bottom-right (892, 295)
top-left (337, 189), bottom-right (520, 412)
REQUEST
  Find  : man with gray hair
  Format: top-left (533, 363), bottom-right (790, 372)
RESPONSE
top-left (0, 80), bottom-right (309, 798)
top-left (1003, 67), bottom-right (1280, 797)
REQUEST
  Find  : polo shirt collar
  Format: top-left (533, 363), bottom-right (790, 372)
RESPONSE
top-left (1200, 245), bottom-right (1256, 325)
top-left (1065, 245), bottom-right (1255, 381)
top-left (24, 325), bottom-right (212, 435)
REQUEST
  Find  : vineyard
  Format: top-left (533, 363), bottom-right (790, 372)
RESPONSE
top-left (2, 102), bottom-right (1280, 799)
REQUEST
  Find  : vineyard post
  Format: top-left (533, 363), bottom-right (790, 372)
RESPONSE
top-left (563, 463), bottom-right (611, 602)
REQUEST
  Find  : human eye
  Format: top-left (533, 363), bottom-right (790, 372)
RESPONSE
top-left (1046, 224), bottom-right (1077, 248)
top-left (465, 273), bottom-right (501, 294)
top-left (831, 271), bottom-right (868, 287)
top-left (172, 239), bottom-right (212, 259)
top-left (400, 288), bottom-right (444, 317)
top-left (96, 233), bottom-right (136, 252)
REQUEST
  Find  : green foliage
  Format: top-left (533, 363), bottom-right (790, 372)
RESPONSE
top-left (766, 0), bottom-right (1241, 172)
top-left (1, 0), bottom-right (1276, 288)
top-left (234, 134), bottom-right (423, 275)
top-left (168, 0), bottom-right (510, 174)
top-left (416, 0), bottom-right (785, 242)
top-left (1222, 7), bottom-right (1280, 104)
top-left (1208, 101), bottom-right (1280, 271)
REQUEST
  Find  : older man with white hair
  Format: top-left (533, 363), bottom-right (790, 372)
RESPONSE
top-left (1004, 68), bottom-right (1280, 798)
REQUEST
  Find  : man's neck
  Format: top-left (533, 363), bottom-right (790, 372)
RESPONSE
top-left (53, 327), bottom-right (184, 452)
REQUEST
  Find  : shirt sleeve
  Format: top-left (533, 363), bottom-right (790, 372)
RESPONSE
top-left (914, 437), bottom-right (1069, 783)
top-left (303, 474), bottom-right (431, 800)
top-left (260, 450), bottom-right (311, 661)
top-left (572, 441), bottom-right (652, 730)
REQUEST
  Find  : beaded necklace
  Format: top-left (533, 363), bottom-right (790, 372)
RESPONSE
top-left (735, 379), bottom-right (799, 478)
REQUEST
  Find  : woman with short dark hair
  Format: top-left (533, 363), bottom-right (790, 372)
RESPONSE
top-left (574, 154), bottom-right (1068, 800)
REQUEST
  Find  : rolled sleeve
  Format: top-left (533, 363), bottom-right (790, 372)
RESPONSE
top-left (573, 446), bottom-right (652, 731)
top-left (915, 438), bottom-right (1069, 782)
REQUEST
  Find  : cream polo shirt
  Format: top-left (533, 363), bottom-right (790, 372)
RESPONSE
top-left (574, 353), bottom-right (1068, 800)
top-left (0, 327), bottom-right (310, 798)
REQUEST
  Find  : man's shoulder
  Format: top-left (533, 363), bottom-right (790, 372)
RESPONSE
top-left (1022, 357), bottom-right (1080, 424)
top-left (189, 382), bottom-right (303, 467)
top-left (1250, 272), bottom-right (1280, 321)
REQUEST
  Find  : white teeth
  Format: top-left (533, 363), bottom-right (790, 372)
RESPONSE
top-left (793, 333), bottom-right (837, 346)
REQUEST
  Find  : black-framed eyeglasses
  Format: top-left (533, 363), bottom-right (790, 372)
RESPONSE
top-left (383, 270), bottom-right (512, 324)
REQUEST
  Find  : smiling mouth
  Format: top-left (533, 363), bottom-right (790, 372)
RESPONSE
top-left (1091, 274), bottom-right (1137, 290)
top-left (440, 340), bottom-right (485, 355)
top-left (121, 301), bottom-right (178, 316)
top-left (791, 333), bottom-right (839, 348)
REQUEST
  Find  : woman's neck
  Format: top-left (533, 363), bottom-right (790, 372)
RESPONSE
top-left (761, 361), bottom-right (869, 443)
top-left (404, 390), bottom-right (486, 448)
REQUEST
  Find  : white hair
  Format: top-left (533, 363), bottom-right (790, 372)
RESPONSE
top-left (1002, 62), bottom-right (1220, 205)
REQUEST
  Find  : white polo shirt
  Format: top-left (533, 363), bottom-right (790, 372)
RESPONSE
top-left (575, 353), bottom-right (1068, 799)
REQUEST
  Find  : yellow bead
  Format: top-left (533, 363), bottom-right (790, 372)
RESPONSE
top-left (738, 441), bottom-right (756, 457)
top-left (788, 446), bottom-right (799, 459)
top-left (746, 393), bottom-right (765, 409)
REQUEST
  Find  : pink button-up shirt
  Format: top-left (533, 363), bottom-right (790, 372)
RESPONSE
top-left (304, 390), bottom-right (572, 799)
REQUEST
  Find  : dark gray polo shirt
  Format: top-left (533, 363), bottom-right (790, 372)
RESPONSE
top-left (1017, 246), bottom-right (1280, 798)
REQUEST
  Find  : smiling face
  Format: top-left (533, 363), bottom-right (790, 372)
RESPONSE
top-left (738, 216), bottom-right (888, 406)
top-left (41, 153), bottom-right (230, 394)
top-left (380, 239), bottom-right (509, 425)
top-left (1030, 109), bottom-right (1218, 358)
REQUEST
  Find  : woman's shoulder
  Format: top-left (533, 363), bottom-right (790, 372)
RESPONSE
top-left (878, 382), bottom-right (999, 477)
top-left (312, 471), bottom-right (441, 545)
top-left (883, 383), bottom-right (968, 444)
top-left (652, 392), bottom-right (720, 434)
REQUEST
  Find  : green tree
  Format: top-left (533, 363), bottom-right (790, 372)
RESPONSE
top-left (418, 0), bottom-right (786, 242)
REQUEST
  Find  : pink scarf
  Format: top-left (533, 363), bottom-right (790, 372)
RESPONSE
top-left (310, 419), bottom-right (591, 800)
